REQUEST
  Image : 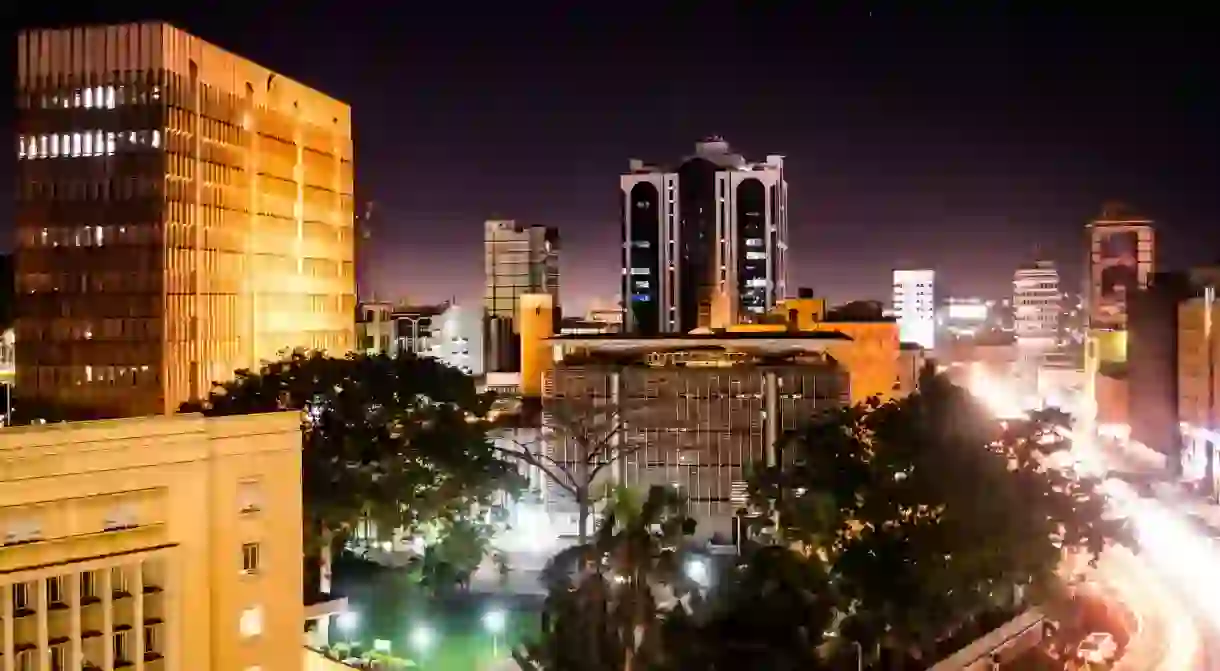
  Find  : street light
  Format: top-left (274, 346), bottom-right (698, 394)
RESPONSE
top-left (483, 608), bottom-right (507, 657)
top-left (410, 625), bottom-right (435, 653)
top-left (336, 610), bottom-right (358, 646)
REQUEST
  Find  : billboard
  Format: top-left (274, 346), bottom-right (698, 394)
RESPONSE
top-left (946, 303), bottom-right (988, 322)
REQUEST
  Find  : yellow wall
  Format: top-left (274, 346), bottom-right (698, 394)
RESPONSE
top-left (519, 294), bottom-right (555, 398)
top-left (728, 317), bottom-right (901, 405)
top-left (775, 297), bottom-right (828, 328)
top-left (0, 412), bottom-right (303, 671)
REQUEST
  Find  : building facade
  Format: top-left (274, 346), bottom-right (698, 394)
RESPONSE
top-left (620, 138), bottom-right (789, 335)
top-left (544, 334), bottom-right (847, 542)
top-left (484, 220), bottom-right (559, 321)
top-left (354, 301), bottom-right (482, 375)
top-left (1013, 260), bottom-right (1060, 341)
top-left (1085, 204), bottom-right (1155, 336)
top-left (0, 411), bottom-right (303, 671)
top-left (14, 23), bottom-right (356, 417)
top-left (892, 269), bottom-right (935, 350)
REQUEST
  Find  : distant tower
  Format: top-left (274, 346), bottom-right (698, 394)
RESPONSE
top-left (620, 137), bottom-right (788, 335)
top-left (1085, 203), bottom-right (1155, 360)
top-left (356, 201), bottom-right (375, 301)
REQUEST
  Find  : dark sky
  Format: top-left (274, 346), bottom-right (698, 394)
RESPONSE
top-left (7, 5), bottom-right (1220, 312)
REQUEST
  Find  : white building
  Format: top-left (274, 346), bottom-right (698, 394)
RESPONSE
top-left (428, 303), bottom-right (482, 376)
top-left (1013, 260), bottom-right (1061, 342)
top-left (893, 269), bottom-right (936, 349)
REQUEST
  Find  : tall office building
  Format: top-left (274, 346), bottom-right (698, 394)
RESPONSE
top-left (483, 220), bottom-right (559, 372)
top-left (620, 137), bottom-right (788, 335)
top-left (483, 220), bottom-right (560, 320)
top-left (892, 269), bottom-right (935, 349)
top-left (1085, 204), bottom-right (1155, 343)
top-left (1013, 260), bottom-right (1061, 342)
top-left (14, 23), bottom-right (356, 417)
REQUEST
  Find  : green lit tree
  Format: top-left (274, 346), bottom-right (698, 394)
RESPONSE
top-left (185, 349), bottom-right (518, 595)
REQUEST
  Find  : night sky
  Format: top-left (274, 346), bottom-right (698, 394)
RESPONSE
top-left (6, 6), bottom-right (1220, 312)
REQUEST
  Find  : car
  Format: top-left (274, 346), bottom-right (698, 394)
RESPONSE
top-left (1076, 631), bottom-right (1118, 664)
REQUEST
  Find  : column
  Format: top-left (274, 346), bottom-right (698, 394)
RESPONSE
top-left (35, 578), bottom-right (48, 671)
top-left (3, 584), bottom-right (15, 671)
top-left (611, 370), bottom-right (626, 484)
top-left (101, 568), bottom-right (113, 671)
top-left (764, 371), bottom-right (779, 467)
top-left (132, 564), bottom-right (144, 671)
top-left (69, 572), bottom-right (82, 670)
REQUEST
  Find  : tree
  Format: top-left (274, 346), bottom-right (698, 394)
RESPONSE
top-left (515, 485), bottom-right (700, 671)
top-left (491, 395), bottom-right (644, 543)
top-left (188, 349), bottom-right (518, 594)
top-left (750, 374), bottom-right (1128, 664)
top-left (658, 545), bottom-right (837, 670)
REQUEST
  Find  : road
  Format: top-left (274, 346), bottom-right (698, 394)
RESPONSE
top-left (1089, 434), bottom-right (1218, 670)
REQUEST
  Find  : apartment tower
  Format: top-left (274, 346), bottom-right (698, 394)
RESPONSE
top-left (620, 137), bottom-right (789, 335)
top-left (892, 269), bottom-right (936, 350)
top-left (14, 23), bottom-right (356, 417)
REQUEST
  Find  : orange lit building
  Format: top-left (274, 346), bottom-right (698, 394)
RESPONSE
top-left (15, 23), bottom-right (356, 417)
top-left (518, 293), bottom-right (555, 398)
top-left (728, 295), bottom-right (904, 405)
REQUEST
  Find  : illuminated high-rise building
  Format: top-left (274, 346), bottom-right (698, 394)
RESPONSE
top-left (14, 23), bottom-right (356, 417)
top-left (1014, 260), bottom-right (1060, 342)
top-left (892, 269), bottom-right (935, 349)
top-left (620, 137), bottom-right (788, 335)
top-left (483, 220), bottom-right (559, 372)
top-left (1085, 204), bottom-right (1155, 344)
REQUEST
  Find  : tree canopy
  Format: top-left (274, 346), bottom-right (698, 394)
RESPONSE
top-left (186, 349), bottom-right (518, 589)
top-left (749, 374), bottom-right (1129, 664)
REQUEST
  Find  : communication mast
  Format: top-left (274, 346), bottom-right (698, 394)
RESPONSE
top-left (356, 201), bottom-right (375, 301)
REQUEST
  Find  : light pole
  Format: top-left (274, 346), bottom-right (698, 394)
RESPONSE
top-left (483, 608), bottom-right (506, 658)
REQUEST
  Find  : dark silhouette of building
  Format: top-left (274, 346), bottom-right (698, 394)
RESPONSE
top-left (1129, 271), bottom-right (1201, 457)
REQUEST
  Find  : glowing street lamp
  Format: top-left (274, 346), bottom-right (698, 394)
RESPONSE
top-left (483, 608), bottom-right (507, 657)
top-left (336, 610), bottom-right (358, 645)
top-left (410, 625), bottom-right (435, 653)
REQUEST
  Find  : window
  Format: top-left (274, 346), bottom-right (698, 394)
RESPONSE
top-left (46, 575), bottom-right (65, 605)
top-left (145, 623), bottom-right (160, 656)
top-left (49, 644), bottom-right (66, 671)
top-left (81, 570), bottom-right (98, 599)
top-left (242, 543), bottom-right (260, 575)
top-left (16, 649), bottom-right (34, 671)
top-left (240, 605), bottom-right (263, 638)
top-left (237, 479), bottom-right (263, 514)
top-left (12, 581), bottom-right (30, 611)
top-left (113, 630), bottom-right (131, 663)
top-left (111, 567), bottom-right (129, 594)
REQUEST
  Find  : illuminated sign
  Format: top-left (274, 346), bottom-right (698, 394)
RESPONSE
top-left (646, 351), bottom-right (751, 367)
top-left (946, 304), bottom-right (988, 321)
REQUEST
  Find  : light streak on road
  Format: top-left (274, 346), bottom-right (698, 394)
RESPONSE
top-left (968, 376), bottom-right (1206, 669)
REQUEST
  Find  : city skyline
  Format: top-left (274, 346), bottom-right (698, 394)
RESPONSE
top-left (5, 7), bottom-right (1219, 314)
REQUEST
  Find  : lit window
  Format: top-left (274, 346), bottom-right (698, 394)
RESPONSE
top-left (95, 86), bottom-right (104, 107)
top-left (242, 542), bottom-right (260, 575)
top-left (83, 87), bottom-right (93, 108)
top-left (50, 133), bottom-right (59, 157)
top-left (152, 130), bottom-right (161, 148)
top-left (106, 132), bottom-right (116, 156)
top-left (72, 133), bottom-right (81, 157)
top-left (38, 135), bottom-right (47, 158)
top-left (95, 131), bottom-right (104, 155)
top-left (240, 605), bottom-right (263, 637)
top-left (105, 85), bottom-right (116, 109)
top-left (83, 133), bottom-right (93, 156)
